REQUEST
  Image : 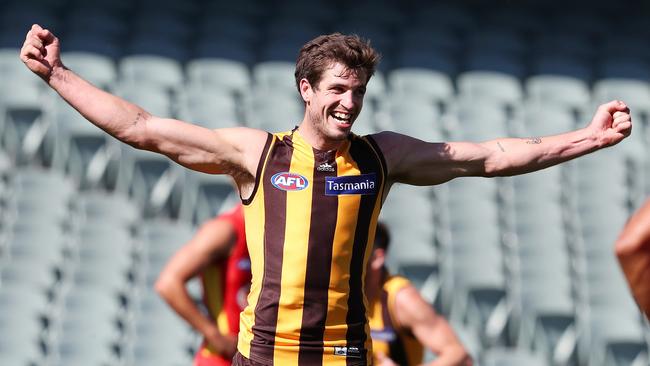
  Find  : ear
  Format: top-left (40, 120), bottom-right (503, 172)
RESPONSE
top-left (299, 78), bottom-right (313, 104)
top-left (370, 248), bottom-right (386, 270)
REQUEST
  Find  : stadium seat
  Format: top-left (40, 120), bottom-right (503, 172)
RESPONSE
top-left (388, 68), bottom-right (455, 103)
top-left (177, 171), bottom-right (238, 225)
top-left (114, 83), bottom-right (174, 117)
top-left (177, 87), bottom-right (241, 129)
top-left (75, 190), bottom-right (140, 228)
top-left (454, 99), bottom-right (510, 140)
top-left (482, 347), bottom-right (549, 366)
top-left (597, 57), bottom-right (650, 81)
top-left (466, 26), bottom-right (528, 58)
top-left (408, 1), bottom-right (476, 34)
top-left (394, 47), bottom-right (458, 75)
top-left (388, 95), bottom-right (445, 141)
top-left (0, 82), bottom-right (53, 165)
top-left (525, 74), bottom-right (591, 111)
top-left (457, 68), bottom-right (524, 106)
top-left (252, 61), bottom-right (297, 95)
top-left (247, 89), bottom-right (303, 132)
top-left (398, 25), bottom-right (463, 58)
top-left (60, 51), bottom-right (117, 91)
top-left (186, 58), bottom-right (252, 97)
top-left (118, 55), bottom-right (185, 92)
top-left (522, 104), bottom-right (578, 136)
top-left (114, 145), bottom-right (185, 218)
top-left (531, 31), bottom-right (596, 63)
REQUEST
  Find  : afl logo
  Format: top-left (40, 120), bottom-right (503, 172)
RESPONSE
top-left (271, 172), bottom-right (309, 191)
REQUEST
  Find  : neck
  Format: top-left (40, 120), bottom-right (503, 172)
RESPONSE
top-left (296, 120), bottom-right (347, 151)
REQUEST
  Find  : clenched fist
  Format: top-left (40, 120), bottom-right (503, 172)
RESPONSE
top-left (20, 24), bottom-right (63, 81)
top-left (588, 100), bottom-right (633, 147)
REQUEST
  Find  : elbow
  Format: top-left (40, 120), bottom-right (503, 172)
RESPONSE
top-left (453, 345), bottom-right (473, 366)
top-left (154, 274), bottom-right (174, 300)
top-left (118, 111), bottom-right (156, 150)
top-left (614, 236), bottom-right (646, 259)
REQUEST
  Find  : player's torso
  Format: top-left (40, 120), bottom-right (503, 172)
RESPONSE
top-left (240, 130), bottom-right (387, 365)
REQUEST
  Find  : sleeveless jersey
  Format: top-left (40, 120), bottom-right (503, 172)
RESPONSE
top-left (239, 129), bottom-right (388, 365)
top-left (368, 275), bottom-right (424, 366)
top-left (199, 205), bottom-right (252, 363)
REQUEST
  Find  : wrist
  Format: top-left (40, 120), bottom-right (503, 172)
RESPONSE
top-left (47, 63), bottom-right (68, 87)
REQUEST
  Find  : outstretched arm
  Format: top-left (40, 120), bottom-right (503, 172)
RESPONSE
top-left (392, 285), bottom-right (472, 366)
top-left (20, 24), bottom-right (267, 179)
top-left (615, 199), bottom-right (650, 320)
top-left (155, 217), bottom-right (239, 359)
top-left (373, 101), bottom-right (631, 186)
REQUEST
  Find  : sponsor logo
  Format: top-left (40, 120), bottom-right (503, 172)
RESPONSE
top-left (271, 172), bottom-right (309, 191)
top-left (325, 173), bottom-right (377, 196)
top-left (237, 258), bottom-right (251, 271)
top-left (333, 346), bottom-right (362, 358)
top-left (371, 329), bottom-right (396, 342)
top-left (317, 162), bottom-right (335, 172)
top-left (237, 284), bottom-right (250, 310)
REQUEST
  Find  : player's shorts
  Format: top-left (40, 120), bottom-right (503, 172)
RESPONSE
top-left (231, 352), bottom-right (267, 366)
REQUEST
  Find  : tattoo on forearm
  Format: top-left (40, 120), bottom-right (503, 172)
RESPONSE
top-left (132, 112), bottom-right (144, 126)
top-left (497, 142), bottom-right (505, 152)
top-left (526, 137), bottom-right (542, 144)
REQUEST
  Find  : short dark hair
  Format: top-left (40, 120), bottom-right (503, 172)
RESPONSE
top-left (295, 33), bottom-right (380, 92)
top-left (373, 222), bottom-right (390, 251)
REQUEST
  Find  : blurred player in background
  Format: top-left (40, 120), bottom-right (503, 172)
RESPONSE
top-left (156, 205), bottom-right (251, 366)
top-left (366, 222), bottom-right (473, 366)
top-left (615, 199), bottom-right (650, 320)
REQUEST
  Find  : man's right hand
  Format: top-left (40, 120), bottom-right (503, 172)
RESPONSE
top-left (20, 24), bottom-right (62, 81)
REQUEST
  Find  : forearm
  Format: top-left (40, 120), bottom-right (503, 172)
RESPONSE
top-left (483, 128), bottom-right (601, 177)
top-left (48, 66), bottom-right (150, 147)
top-left (155, 280), bottom-right (220, 338)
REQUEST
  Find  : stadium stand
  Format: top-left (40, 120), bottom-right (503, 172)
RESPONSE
top-left (1, 0), bottom-right (649, 365)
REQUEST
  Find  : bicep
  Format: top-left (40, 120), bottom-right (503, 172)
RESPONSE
top-left (143, 118), bottom-right (266, 175)
top-left (372, 131), bottom-right (494, 186)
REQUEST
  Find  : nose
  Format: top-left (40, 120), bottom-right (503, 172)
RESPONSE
top-left (340, 90), bottom-right (355, 110)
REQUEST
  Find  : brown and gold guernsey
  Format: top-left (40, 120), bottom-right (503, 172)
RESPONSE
top-left (369, 275), bottom-right (424, 366)
top-left (239, 129), bottom-right (388, 366)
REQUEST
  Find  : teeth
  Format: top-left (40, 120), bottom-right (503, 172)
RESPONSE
top-left (332, 112), bottom-right (350, 121)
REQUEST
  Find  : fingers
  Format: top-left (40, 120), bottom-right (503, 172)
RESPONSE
top-left (613, 110), bottom-right (632, 127)
top-left (615, 121), bottom-right (632, 135)
top-left (599, 100), bottom-right (629, 115)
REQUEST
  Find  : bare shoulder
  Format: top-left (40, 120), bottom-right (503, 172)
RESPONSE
top-left (393, 283), bottom-right (435, 327)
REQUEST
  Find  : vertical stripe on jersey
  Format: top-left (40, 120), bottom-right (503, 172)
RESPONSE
top-left (273, 136), bottom-right (315, 365)
top-left (345, 137), bottom-right (386, 365)
top-left (381, 289), bottom-right (408, 365)
top-left (298, 150), bottom-right (338, 366)
top-left (202, 265), bottom-right (225, 330)
top-left (250, 135), bottom-right (294, 362)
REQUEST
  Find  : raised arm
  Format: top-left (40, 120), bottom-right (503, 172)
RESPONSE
top-left (154, 217), bottom-right (239, 359)
top-left (615, 199), bottom-right (650, 320)
top-left (393, 285), bottom-right (472, 366)
top-left (19, 24), bottom-right (267, 180)
top-left (373, 101), bottom-right (631, 186)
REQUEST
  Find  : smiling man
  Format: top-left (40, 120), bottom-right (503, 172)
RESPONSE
top-left (21, 26), bottom-right (632, 366)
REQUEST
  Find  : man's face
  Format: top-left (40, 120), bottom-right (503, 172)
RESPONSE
top-left (302, 62), bottom-right (367, 144)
